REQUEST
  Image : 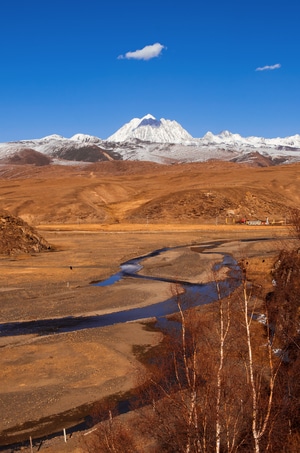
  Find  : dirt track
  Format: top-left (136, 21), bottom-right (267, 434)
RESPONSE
top-left (0, 225), bottom-right (290, 448)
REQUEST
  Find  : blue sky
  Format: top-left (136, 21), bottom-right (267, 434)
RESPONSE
top-left (1, 0), bottom-right (299, 141)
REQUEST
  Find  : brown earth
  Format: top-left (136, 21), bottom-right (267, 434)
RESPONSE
top-left (0, 160), bottom-right (300, 226)
top-left (0, 209), bottom-right (50, 255)
top-left (0, 160), bottom-right (297, 450)
top-left (0, 226), bottom-right (290, 450)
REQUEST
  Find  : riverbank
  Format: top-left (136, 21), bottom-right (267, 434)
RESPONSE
top-left (0, 226), bottom-right (290, 449)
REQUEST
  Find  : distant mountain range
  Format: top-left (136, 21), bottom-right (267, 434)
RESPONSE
top-left (1, 114), bottom-right (300, 166)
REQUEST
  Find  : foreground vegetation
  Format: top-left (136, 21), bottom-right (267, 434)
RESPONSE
top-left (83, 214), bottom-right (300, 453)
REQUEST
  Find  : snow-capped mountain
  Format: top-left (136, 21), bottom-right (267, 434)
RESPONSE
top-left (107, 114), bottom-right (193, 144)
top-left (0, 134), bottom-right (118, 164)
top-left (0, 114), bottom-right (300, 166)
top-left (201, 129), bottom-right (300, 149)
top-left (106, 116), bottom-right (300, 165)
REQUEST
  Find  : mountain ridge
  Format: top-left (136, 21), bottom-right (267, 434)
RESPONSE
top-left (0, 114), bottom-right (300, 166)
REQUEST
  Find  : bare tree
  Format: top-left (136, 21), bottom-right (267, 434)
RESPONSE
top-left (131, 281), bottom-right (253, 453)
top-left (263, 208), bottom-right (300, 450)
top-left (215, 276), bottom-right (231, 453)
top-left (87, 261), bottom-right (293, 452)
top-left (239, 280), bottom-right (282, 453)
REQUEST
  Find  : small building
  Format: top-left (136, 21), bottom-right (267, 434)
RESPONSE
top-left (246, 219), bottom-right (262, 226)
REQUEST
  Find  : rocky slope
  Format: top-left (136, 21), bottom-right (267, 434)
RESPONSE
top-left (0, 209), bottom-right (50, 255)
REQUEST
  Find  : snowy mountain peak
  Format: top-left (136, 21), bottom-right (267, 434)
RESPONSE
top-left (107, 114), bottom-right (193, 144)
top-left (219, 130), bottom-right (233, 138)
top-left (203, 131), bottom-right (215, 140)
top-left (136, 116), bottom-right (162, 129)
top-left (202, 130), bottom-right (245, 144)
top-left (41, 134), bottom-right (66, 141)
top-left (141, 113), bottom-right (156, 120)
top-left (70, 133), bottom-right (102, 143)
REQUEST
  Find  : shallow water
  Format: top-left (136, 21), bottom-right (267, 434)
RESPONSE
top-left (0, 244), bottom-right (241, 338)
top-left (0, 241), bottom-right (243, 448)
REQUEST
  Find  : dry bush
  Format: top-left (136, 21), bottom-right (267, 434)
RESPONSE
top-left (82, 410), bottom-right (140, 453)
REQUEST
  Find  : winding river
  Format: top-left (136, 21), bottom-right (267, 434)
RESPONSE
top-left (0, 241), bottom-right (249, 449)
top-left (0, 242), bottom-right (242, 338)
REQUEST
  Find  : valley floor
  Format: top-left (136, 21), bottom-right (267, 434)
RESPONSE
top-left (0, 224), bottom-right (290, 450)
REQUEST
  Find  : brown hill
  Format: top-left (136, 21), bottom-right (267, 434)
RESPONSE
top-left (0, 160), bottom-right (299, 226)
top-left (50, 144), bottom-right (121, 162)
top-left (0, 209), bottom-right (50, 255)
top-left (2, 148), bottom-right (52, 166)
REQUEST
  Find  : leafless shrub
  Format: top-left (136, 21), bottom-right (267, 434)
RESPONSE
top-left (83, 410), bottom-right (140, 453)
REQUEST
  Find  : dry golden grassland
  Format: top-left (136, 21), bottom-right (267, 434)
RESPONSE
top-left (0, 160), bottom-right (297, 449)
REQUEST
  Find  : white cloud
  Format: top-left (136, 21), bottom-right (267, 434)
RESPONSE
top-left (256, 63), bottom-right (281, 71)
top-left (118, 43), bottom-right (165, 61)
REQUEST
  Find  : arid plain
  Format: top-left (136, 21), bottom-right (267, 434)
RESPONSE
top-left (0, 160), bottom-right (298, 449)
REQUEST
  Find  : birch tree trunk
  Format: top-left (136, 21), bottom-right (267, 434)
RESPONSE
top-left (215, 279), bottom-right (230, 453)
top-left (242, 281), bottom-right (280, 453)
